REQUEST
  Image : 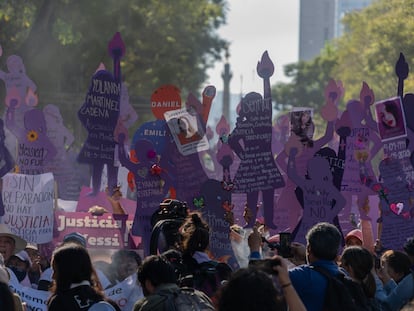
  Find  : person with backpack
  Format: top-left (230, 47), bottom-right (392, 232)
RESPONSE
top-left (179, 212), bottom-right (232, 303)
top-left (134, 254), bottom-right (214, 311)
top-left (288, 222), bottom-right (369, 311)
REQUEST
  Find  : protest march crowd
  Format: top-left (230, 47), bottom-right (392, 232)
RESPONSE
top-left (2, 209), bottom-right (414, 311)
top-left (2, 33), bottom-right (414, 310)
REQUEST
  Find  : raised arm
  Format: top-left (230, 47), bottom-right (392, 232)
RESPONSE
top-left (287, 148), bottom-right (305, 189)
top-left (5, 101), bottom-right (24, 138)
top-left (228, 118), bottom-right (246, 160)
top-left (117, 133), bottom-right (137, 172)
top-left (314, 121), bottom-right (334, 150)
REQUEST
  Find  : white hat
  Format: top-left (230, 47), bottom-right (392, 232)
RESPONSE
top-left (0, 224), bottom-right (27, 253)
top-left (25, 243), bottom-right (38, 251)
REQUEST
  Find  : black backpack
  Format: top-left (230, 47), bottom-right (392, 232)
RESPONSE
top-left (179, 257), bottom-right (231, 299)
top-left (311, 265), bottom-right (370, 311)
top-left (162, 287), bottom-right (215, 311)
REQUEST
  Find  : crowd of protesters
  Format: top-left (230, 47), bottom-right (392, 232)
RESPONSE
top-left (1, 203), bottom-right (414, 311)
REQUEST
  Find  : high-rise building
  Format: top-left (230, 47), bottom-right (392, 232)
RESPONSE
top-left (335, 0), bottom-right (374, 37)
top-left (299, 0), bottom-right (373, 61)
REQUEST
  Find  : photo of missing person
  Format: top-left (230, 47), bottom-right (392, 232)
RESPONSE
top-left (290, 108), bottom-right (315, 147)
top-left (375, 97), bottom-right (407, 142)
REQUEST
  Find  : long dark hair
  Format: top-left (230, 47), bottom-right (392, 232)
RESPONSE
top-left (218, 267), bottom-right (285, 311)
top-left (341, 246), bottom-right (376, 298)
top-left (0, 282), bottom-right (16, 311)
top-left (180, 212), bottom-right (210, 256)
top-left (49, 243), bottom-right (104, 296)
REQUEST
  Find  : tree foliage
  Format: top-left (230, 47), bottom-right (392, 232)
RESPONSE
top-left (0, 0), bottom-right (228, 100)
top-left (272, 44), bottom-right (338, 113)
top-left (334, 0), bottom-right (414, 101)
top-left (273, 0), bottom-right (414, 115)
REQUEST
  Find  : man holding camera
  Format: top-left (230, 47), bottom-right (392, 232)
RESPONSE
top-left (248, 222), bottom-right (343, 311)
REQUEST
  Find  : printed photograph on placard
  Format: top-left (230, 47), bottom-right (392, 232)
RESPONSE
top-left (164, 108), bottom-right (209, 155)
top-left (290, 107), bottom-right (315, 144)
top-left (375, 96), bottom-right (407, 142)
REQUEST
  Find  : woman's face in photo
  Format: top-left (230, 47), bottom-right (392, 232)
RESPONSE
top-left (301, 112), bottom-right (310, 124)
top-left (381, 107), bottom-right (397, 128)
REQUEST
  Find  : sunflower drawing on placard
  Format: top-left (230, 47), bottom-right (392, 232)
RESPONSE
top-left (26, 130), bottom-right (39, 142)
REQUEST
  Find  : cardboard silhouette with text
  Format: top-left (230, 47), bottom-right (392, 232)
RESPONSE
top-left (228, 51), bottom-right (284, 229)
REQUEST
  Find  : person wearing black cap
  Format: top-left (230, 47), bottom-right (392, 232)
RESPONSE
top-left (6, 250), bottom-right (32, 287)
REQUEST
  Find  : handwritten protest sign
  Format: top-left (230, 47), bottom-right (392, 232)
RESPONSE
top-left (2, 172), bottom-right (54, 243)
top-left (77, 69), bottom-right (121, 195)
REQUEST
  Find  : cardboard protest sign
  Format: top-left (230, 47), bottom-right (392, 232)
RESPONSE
top-left (159, 86), bottom-right (215, 209)
top-left (199, 179), bottom-right (239, 269)
top-left (5, 106), bottom-right (57, 175)
top-left (54, 211), bottom-right (132, 249)
top-left (150, 84), bottom-right (182, 120)
top-left (77, 33), bottom-right (125, 196)
top-left (228, 51), bottom-right (284, 230)
top-left (77, 69), bottom-right (121, 194)
top-left (42, 104), bottom-right (88, 200)
top-left (276, 79), bottom-right (340, 232)
top-left (117, 135), bottom-right (172, 255)
top-left (360, 157), bottom-right (414, 251)
top-left (337, 83), bottom-right (383, 234)
top-left (288, 145), bottom-right (346, 244)
top-left (132, 119), bottom-right (169, 155)
top-left (2, 173), bottom-right (54, 243)
top-left (0, 54), bottom-right (38, 130)
top-left (8, 265), bottom-right (143, 311)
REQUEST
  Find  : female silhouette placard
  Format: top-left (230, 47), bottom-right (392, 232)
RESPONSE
top-left (228, 51), bottom-right (284, 229)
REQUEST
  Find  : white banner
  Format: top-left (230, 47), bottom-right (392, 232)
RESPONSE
top-left (8, 270), bottom-right (143, 311)
top-left (2, 172), bottom-right (54, 243)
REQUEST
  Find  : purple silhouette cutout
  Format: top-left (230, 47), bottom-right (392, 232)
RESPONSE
top-left (294, 122), bottom-right (351, 245)
top-left (118, 133), bottom-right (172, 255)
top-left (228, 51), bottom-right (284, 229)
top-left (0, 55), bottom-right (37, 124)
top-left (6, 102), bottom-right (56, 175)
top-left (0, 118), bottom-right (15, 216)
top-left (216, 115), bottom-right (234, 185)
top-left (163, 86), bottom-right (214, 209)
top-left (271, 113), bottom-right (290, 156)
top-left (276, 79), bottom-right (340, 231)
top-left (288, 146), bottom-right (346, 244)
top-left (340, 83), bottom-right (382, 228)
top-left (360, 157), bottom-right (414, 251)
top-left (77, 70), bottom-right (120, 195)
top-left (199, 179), bottom-right (238, 269)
